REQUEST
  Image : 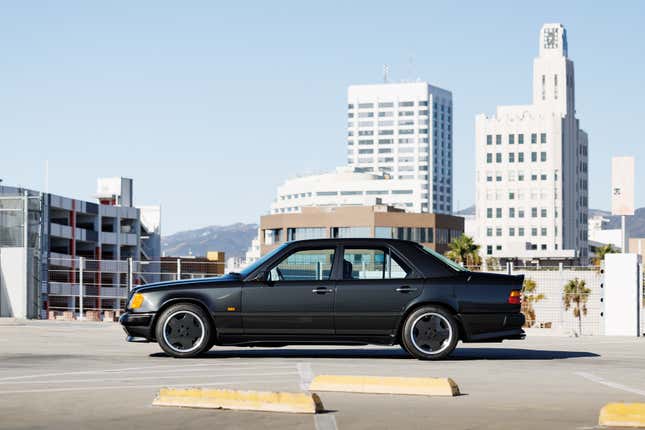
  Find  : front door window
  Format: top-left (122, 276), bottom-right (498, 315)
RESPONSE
top-left (269, 248), bottom-right (335, 282)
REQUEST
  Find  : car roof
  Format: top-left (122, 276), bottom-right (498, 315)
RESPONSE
top-left (283, 238), bottom-right (422, 247)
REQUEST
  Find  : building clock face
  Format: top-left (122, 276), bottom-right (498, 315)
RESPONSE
top-left (544, 28), bottom-right (559, 49)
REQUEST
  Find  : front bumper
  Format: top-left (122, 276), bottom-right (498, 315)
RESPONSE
top-left (119, 312), bottom-right (155, 341)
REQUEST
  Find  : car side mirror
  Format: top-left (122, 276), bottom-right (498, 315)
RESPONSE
top-left (252, 270), bottom-right (268, 282)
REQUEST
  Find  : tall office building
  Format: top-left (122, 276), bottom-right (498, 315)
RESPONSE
top-left (347, 82), bottom-right (453, 214)
top-left (475, 24), bottom-right (589, 263)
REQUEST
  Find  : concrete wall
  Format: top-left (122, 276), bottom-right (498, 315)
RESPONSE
top-left (0, 247), bottom-right (27, 318)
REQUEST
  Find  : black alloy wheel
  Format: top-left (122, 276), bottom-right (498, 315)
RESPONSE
top-left (401, 305), bottom-right (458, 360)
top-left (155, 303), bottom-right (213, 358)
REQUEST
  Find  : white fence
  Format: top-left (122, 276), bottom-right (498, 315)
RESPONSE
top-left (469, 265), bottom-right (604, 336)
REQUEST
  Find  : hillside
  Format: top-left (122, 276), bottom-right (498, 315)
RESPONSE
top-left (162, 223), bottom-right (258, 258)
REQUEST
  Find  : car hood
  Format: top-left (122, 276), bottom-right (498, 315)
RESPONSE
top-left (132, 272), bottom-right (242, 294)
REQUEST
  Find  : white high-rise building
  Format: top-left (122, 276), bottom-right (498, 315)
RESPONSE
top-left (270, 166), bottom-right (426, 214)
top-left (475, 23), bottom-right (589, 263)
top-left (347, 82), bottom-right (453, 214)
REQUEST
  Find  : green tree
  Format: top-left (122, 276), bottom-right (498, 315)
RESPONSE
top-left (562, 278), bottom-right (591, 335)
top-left (445, 234), bottom-right (481, 267)
top-left (592, 244), bottom-right (617, 267)
top-left (521, 278), bottom-right (545, 328)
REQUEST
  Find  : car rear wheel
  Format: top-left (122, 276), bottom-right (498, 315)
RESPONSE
top-left (155, 303), bottom-right (213, 358)
top-left (401, 306), bottom-right (458, 360)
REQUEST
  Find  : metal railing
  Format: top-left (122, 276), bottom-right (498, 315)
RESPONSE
top-left (45, 257), bottom-right (226, 321)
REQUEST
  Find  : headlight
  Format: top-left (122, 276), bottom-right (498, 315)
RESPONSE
top-left (128, 293), bottom-right (145, 310)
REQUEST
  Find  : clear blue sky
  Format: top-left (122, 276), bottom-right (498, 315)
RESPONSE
top-left (1, 1), bottom-right (643, 234)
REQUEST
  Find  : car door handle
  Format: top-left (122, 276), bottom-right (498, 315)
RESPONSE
top-left (312, 287), bottom-right (333, 295)
top-left (395, 286), bottom-right (417, 293)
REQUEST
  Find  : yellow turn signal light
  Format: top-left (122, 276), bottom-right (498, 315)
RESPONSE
top-left (129, 293), bottom-right (144, 309)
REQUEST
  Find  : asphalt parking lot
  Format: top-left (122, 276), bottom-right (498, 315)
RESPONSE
top-left (0, 320), bottom-right (643, 430)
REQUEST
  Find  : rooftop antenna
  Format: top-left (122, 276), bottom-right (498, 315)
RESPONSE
top-left (383, 64), bottom-right (389, 83)
top-left (44, 160), bottom-right (49, 193)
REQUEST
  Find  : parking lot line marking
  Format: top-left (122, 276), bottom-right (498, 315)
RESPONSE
top-left (315, 413), bottom-right (338, 430)
top-left (575, 372), bottom-right (645, 397)
top-left (0, 362), bottom-right (296, 382)
top-left (297, 362), bottom-right (314, 391)
top-left (0, 377), bottom-right (295, 395)
top-left (0, 371), bottom-right (300, 386)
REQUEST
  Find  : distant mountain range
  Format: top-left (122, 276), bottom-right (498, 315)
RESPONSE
top-left (457, 205), bottom-right (645, 237)
top-left (162, 223), bottom-right (258, 259)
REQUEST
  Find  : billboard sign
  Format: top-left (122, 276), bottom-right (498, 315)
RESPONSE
top-left (611, 157), bottom-right (635, 216)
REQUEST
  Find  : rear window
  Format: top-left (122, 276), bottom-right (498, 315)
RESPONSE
top-left (421, 246), bottom-right (467, 272)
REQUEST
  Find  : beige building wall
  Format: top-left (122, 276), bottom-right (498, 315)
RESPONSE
top-left (259, 205), bottom-right (463, 256)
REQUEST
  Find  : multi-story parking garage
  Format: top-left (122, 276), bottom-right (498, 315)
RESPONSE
top-left (0, 177), bottom-right (160, 319)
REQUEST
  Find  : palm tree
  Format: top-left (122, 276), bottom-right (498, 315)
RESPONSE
top-left (445, 234), bottom-right (481, 268)
top-left (562, 278), bottom-right (591, 335)
top-left (592, 244), bottom-right (617, 267)
top-left (521, 278), bottom-right (545, 328)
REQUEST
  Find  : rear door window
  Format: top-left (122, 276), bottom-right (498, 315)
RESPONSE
top-left (342, 248), bottom-right (410, 280)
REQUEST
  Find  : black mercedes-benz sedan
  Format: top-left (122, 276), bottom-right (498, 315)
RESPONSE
top-left (120, 238), bottom-right (525, 360)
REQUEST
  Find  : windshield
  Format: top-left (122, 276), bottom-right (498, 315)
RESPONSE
top-left (238, 243), bottom-right (289, 278)
top-left (421, 246), bottom-right (468, 272)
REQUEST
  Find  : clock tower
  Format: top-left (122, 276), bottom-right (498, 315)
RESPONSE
top-left (532, 23), bottom-right (574, 116)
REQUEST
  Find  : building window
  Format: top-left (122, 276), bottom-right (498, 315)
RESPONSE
top-left (316, 191), bottom-right (338, 196)
top-left (531, 152), bottom-right (537, 162)
top-left (518, 153), bottom-right (524, 162)
top-left (541, 208), bottom-right (547, 217)
top-left (399, 101), bottom-right (414, 107)
top-left (509, 192), bottom-right (515, 200)
top-left (509, 227), bottom-right (515, 237)
top-left (379, 102), bottom-right (394, 108)
top-left (509, 134), bottom-right (515, 145)
top-left (358, 102), bottom-right (374, 109)
top-left (486, 228), bottom-right (493, 237)
top-left (509, 153), bottom-right (515, 163)
top-left (358, 130), bottom-right (374, 136)
top-left (392, 190), bottom-right (413, 195)
top-left (263, 228), bottom-right (283, 245)
top-left (486, 135), bottom-right (492, 145)
top-left (496, 228), bottom-right (502, 237)
top-left (509, 208), bottom-right (515, 218)
top-left (331, 226), bottom-right (370, 238)
top-left (540, 152), bottom-right (547, 162)
top-left (518, 209), bottom-right (525, 218)
top-left (518, 134), bottom-right (524, 145)
top-left (286, 227), bottom-right (326, 241)
top-left (531, 133), bottom-right (537, 144)
top-left (519, 227), bottom-right (525, 236)
top-left (531, 207), bottom-right (538, 217)
top-left (496, 208), bottom-right (502, 218)
top-left (496, 134), bottom-right (502, 145)
top-left (487, 208), bottom-right (493, 218)
top-left (531, 228), bottom-right (538, 236)
top-left (358, 140), bottom-right (373, 145)
top-left (379, 130), bottom-right (394, 135)
top-left (540, 133), bottom-right (547, 144)
top-left (487, 245), bottom-right (493, 255)
top-left (495, 153), bottom-right (502, 163)
top-left (541, 227), bottom-right (547, 236)
top-left (366, 190), bottom-right (388, 195)
top-left (358, 149), bottom-right (373, 154)
top-left (486, 153), bottom-right (493, 163)
top-left (340, 190), bottom-right (363, 195)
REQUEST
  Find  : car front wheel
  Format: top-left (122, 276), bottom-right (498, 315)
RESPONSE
top-left (155, 303), bottom-right (213, 358)
top-left (401, 305), bottom-right (458, 360)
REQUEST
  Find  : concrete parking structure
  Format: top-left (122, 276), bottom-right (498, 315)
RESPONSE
top-left (0, 319), bottom-right (643, 429)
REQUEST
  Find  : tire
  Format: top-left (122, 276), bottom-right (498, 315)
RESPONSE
top-left (155, 303), bottom-right (213, 358)
top-left (401, 305), bottom-right (458, 360)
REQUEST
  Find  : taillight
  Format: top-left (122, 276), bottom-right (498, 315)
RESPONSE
top-left (508, 290), bottom-right (521, 305)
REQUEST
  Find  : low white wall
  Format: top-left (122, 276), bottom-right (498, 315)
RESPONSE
top-left (0, 247), bottom-right (27, 318)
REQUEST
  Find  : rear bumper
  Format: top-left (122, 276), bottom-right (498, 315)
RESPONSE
top-left (119, 312), bottom-right (155, 341)
top-left (458, 312), bottom-right (526, 342)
